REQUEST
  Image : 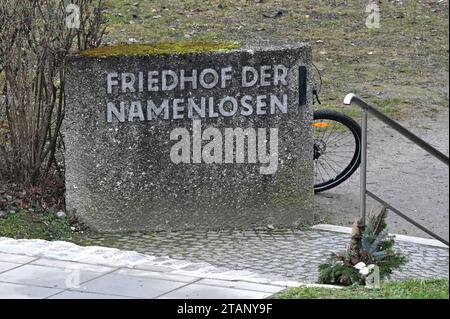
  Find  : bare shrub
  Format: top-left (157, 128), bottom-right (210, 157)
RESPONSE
top-left (0, 0), bottom-right (106, 185)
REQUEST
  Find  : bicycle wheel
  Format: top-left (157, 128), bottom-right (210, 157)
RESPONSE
top-left (313, 109), bottom-right (361, 193)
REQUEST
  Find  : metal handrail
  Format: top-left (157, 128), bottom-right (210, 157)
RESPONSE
top-left (343, 93), bottom-right (449, 246)
top-left (344, 94), bottom-right (449, 165)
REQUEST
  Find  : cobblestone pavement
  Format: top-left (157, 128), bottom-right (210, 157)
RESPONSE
top-left (73, 228), bottom-right (449, 283)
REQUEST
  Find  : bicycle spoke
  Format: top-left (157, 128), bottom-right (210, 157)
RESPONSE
top-left (325, 133), bottom-right (353, 147)
top-left (318, 159), bottom-right (333, 181)
top-left (321, 155), bottom-right (346, 171)
top-left (325, 132), bottom-right (354, 147)
top-left (322, 153), bottom-right (353, 159)
top-left (321, 157), bottom-right (340, 177)
top-left (314, 159), bottom-right (325, 183)
top-left (322, 120), bottom-right (338, 143)
top-left (324, 150), bottom-right (355, 155)
top-left (316, 120), bottom-right (332, 141)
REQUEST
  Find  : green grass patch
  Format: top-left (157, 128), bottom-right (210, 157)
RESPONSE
top-left (80, 41), bottom-right (240, 57)
top-left (0, 208), bottom-right (84, 241)
top-left (274, 279), bottom-right (449, 299)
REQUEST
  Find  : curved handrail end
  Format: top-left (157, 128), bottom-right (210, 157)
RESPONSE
top-left (343, 93), bottom-right (356, 105)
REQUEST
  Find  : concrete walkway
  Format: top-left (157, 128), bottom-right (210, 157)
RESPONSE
top-left (0, 225), bottom-right (447, 299)
top-left (0, 237), bottom-right (297, 299)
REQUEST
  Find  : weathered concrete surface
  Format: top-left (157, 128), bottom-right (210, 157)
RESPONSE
top-left (64, 43), bottom-right (314, 232)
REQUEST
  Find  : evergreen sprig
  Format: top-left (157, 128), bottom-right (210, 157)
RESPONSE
top-left (318, 208), bottom-right (407, 286)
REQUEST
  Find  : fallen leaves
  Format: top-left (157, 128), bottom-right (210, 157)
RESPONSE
top-left (0, 179), bottom-right (65, 215)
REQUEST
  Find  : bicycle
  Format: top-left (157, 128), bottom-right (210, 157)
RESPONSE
top-left (311, 65), bottom-right (362, 193)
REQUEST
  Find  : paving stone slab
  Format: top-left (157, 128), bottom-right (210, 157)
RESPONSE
top-left (157, 283), bottom-right (271, 299)
top-left (0, 264), bottom-right (105, 289)
top-left (196, 279), bottom-right (285, 293)
top-left (30, 258), bottom-right (116, 273)
top-left (114, 268), bottom-right (199, 283)
top-left (0, 282), bottom-right (62, 299)
top-left (49, 290), bottom-right (134, 299)
top-left (0, 261), bottom-right (22, 274)
top-left (0, 253), bottom-right (36, 264)
top-left (74, 273), bottom-right (189, 298)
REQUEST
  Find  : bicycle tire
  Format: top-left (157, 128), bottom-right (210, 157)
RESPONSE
top-left (313, 109), bottom-right (361, 193)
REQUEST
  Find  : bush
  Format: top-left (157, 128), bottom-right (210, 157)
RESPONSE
top-left (0, 0), bottom-right (106, 185)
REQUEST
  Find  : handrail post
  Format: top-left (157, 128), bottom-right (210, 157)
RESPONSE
top-left (360, 109), bottom-right (368, 226)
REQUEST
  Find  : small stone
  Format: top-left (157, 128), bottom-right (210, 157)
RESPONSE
top-left (0, 210), bottom-right (6, 218)
top-left (56, 210), bottom-right (66, 219)
top-left (267, 224), bottom-right (275, 230)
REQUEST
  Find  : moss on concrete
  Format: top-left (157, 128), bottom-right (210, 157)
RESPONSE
top-left (80, 41), bottom-right (240, 58)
